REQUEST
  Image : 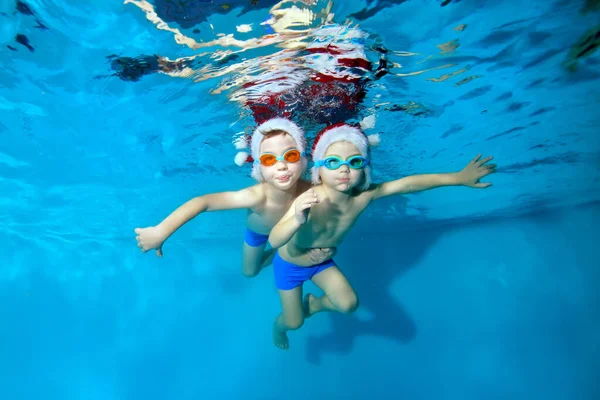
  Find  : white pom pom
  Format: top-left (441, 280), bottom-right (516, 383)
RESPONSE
top-left (367, 133), bottom-right (380, 147)
top-left (359, 114), bottom-right (376, 130)
top-left (233, 134), bottom-right (248, 150)
top-left (234, 151), bottom-right (250, 167)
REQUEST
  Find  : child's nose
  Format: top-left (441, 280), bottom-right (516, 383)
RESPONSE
top-left (276, 160), bottom-right (288, 170)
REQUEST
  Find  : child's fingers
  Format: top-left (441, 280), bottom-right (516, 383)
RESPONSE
top-left (475, 182), bottom-right (492, 188)
top-left (478, 167), bottom-right (496, 177)
top-left (308, 249), bottom-right (320, 262)
top-left (296, 192), bottom-right (318, 215)
top-left (301, 193), bottom-right (319, 203)
top-left (301, 202), bottom-right (314, 210)
top-left (299, 192), bottom-right (310, 202)
top-left (305, 189), bottom-right (318, 198)
top-left (299, 201), bottom-right (315, 211)
top-left (308, 195), bottom-right (319, 204)
top-left (476, 156), bottom-right (493, 166)
top-left (320, 248), bottom-right (333, 257)
top-left (156, 248), bottom-right (163, 257)
top-left (470, 154), bottom-right (482, 164)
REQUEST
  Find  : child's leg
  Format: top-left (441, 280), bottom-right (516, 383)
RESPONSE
top-left (260, 248), bottom-right (276, 268)
top-left (306, 266), bottom-right (359, 317)
top-left (273, 286), bottom-right (304, 350)
top-left (241, 242), bottom-right (269, 277)
top-left (241, 228), bottom-right (275, 277)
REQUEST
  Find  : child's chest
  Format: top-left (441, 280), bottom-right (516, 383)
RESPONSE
top-left (299, 198), bottom-right (366, 245)
top-left (247, 199), bottom-right (293, 230)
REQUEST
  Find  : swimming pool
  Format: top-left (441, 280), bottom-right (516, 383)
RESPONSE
top-left (1, 1), bottom-right (599, 399)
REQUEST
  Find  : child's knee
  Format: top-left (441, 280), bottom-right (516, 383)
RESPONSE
top-left (284, 315), bottom-right (304, 330)
top-left (242, 270), bottom-right (259, 278)
top-left (241, 263), bottom-right (260, 278)
top-left (337, 293), bottom-right (359, 314)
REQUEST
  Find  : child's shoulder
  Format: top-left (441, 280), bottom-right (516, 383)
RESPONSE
top-left (234, 183), bottom-right (266, 210)
top-left (246, 182), bottom-right (267, 198)
top-left (349, 185), bottom-right (377, 204)
top-left (355, 183), bottom-right (380, 196)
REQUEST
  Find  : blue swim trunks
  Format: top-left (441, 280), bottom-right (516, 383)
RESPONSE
top-left (244, 228), bottom-right (269, 247)
top-left (273, 251), bottom-right (336, 290)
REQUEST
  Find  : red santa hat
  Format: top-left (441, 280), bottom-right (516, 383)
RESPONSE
top-left (311, 122), bottom-right (380, 190)
top-left (234, 117), bottom-right (307, 181)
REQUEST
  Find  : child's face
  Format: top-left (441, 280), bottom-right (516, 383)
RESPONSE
top-left (259, 133), bottom-right (304, 189)
top-left (319, 141), bottom-right (364, 192)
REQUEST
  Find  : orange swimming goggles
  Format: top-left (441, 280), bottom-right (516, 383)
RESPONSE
top-left (256, 149), bottom-right (304, 167)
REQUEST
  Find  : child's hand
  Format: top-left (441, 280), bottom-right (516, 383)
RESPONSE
top-left (457, 154), bottom-right (497, 188)
top-left (308, 247), bottom-right (337, 263)
top-left (134, 226), bottom-right (167, 257)
top-left (294, 189), bottom-right (319, 224)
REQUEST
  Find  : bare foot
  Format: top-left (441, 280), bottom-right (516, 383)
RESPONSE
top-left (273, 320), bottom-right (289, 350)
top-left (303, 293), bottom-right (316, 319)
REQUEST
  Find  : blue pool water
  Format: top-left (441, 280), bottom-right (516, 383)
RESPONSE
top-left (1, 0), bottom-right (599, 399)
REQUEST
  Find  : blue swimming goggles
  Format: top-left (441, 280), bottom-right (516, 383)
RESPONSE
top-left (313, 155), bottom-right (369, 170)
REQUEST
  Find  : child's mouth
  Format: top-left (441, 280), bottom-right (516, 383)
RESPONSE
top-left (277, 175), bottom-right (291, 182)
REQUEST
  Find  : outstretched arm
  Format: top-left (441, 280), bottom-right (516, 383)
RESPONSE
top-left (372, 154), bottom-right (496, 200)
top-left (268, 189), bottom-right (319, 249)
top-left (135, 186), bottom-right (261, 256)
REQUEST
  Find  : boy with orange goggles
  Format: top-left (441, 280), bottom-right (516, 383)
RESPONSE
top-left (135, 117), bottom-right (334, 277)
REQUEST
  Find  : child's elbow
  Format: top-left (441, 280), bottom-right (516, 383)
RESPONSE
top-left (268, 237), bottom-right (282, 249)
top-left (268, 231), bottom-right (284, 249)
